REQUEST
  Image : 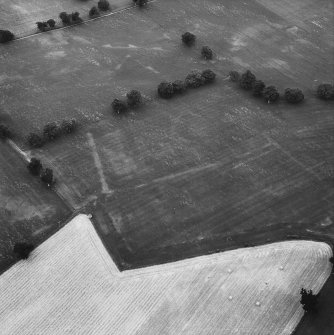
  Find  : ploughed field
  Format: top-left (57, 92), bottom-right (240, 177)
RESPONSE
top-left (0, 215), bottom-right (332, 335)
top-left (0, 0), bottom-right (333, 272)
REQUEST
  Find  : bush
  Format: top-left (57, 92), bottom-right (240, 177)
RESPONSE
top-left (36, 22), bottom-right (48, 32)
top-left (317, 83), bottom-right (334, 100)
top-left (59, 12), bottom-right (71, 25)
top-left (98, 0), bottom-right (110, 11)
top-left (240, 70), bottom-right (256, 90)
top-left (284, 88), bottom-right (304, 103)
top-left (0, 124), bottom-right (12, 140)
top-left (172, 80), bottom-right (187, 94)
top-left (89, 6), bottom-right (100, 18)
top-left (47, 19), bottom-right (56, 28)
top-left (0, 30), bottom-right (14, 43)
top-left (27, 133), bottom-right (44, 148)
top-left (27, 158), bottom-right (43, 176)
top-left (70, 12), bottom-right (82, 23)
top-left (112, 99), bottom-right (128, 113)
top-left (157, 81), bottom-right (174, 99)
top-left (201, 69), bottom-right (216, 84)
top-left (126, 90), bottom-right (142, 108)
top-left (201, 46), bottom-right (213, 60)
top-left (263, 86), bottom-right (279, 103)
top-left (181, 32), bottom-right (196, 46)
top-left (61, 119), bottom-right (77, 134)
top-left (43, 122), bottom-right (61, 141)
top-left (185, 70), bottom-right (206, 88)
top-left (41, 168), bottom-right (54, 185)
top-left (229, 71), bottom-right (240, 82)
top-left (300, 288), bottom-right (319, 313)
top-left (13, 242), bottom-right (34, 260)
top-left (252, 80), bottom-right (265, 97)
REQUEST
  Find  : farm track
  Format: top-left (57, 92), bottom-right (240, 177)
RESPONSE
top-left (0, 215), bottom-right (332, 335)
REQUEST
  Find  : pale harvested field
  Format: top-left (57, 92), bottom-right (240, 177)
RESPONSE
top-left (0, 214), bottom-right (332, 335)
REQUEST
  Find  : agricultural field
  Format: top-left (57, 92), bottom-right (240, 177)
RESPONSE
top-left (0, 215), bottom-right (332, 334)
top-left (0, 0), bottom-right (334, 332)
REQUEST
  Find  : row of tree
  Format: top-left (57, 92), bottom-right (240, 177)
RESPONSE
top-left (27, 158), bottom-right (54, 186)
top-left (0, 124), bottom-right (12, 140)
top-left (112, 90), bottom-right (143, 114)
top-left (27, 119), bottom-right (77, 148)
top-left (0, 30), bottom-right (14, 43)
top-left (36, 19), bottom-right (56, 32)
top-left (158, 69), bottom-right (216, 99)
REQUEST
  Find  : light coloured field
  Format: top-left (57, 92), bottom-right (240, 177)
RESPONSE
top-left (0, 214), bottom-right (332, 334)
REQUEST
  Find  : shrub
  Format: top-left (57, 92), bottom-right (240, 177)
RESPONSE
top-left (252, 80), bottom-right (266, 97)
top-left (59, 12), bottom-right (71, 25)
top-left (201, 46), bottom-right (213, 60)
top-left (229, 71), bottom-right (240, 82)
top-left (36, 22), bottom-right (48, 32)
top-left (27, 133), bottom-right (44, 148)
top-left (201, 69), bottom-right (216, 84)
top-left (13, 242), bottom-right (34, 260)
top-left (98, 0), bottom-right (110, 11)
top-left (27, 158), bottom-right (43, 176)
top-left (0, 30), bottom-right (14, 43)
top-left (41, 168), bottom-right (54, 185)
top-left (89, 6), bottom-right (100, 18)
top-left (284, 88), bottom-right (304, 104)
top-left (61, 119), bottom-right (77, 134)
top-left (185, 70), bottom-right (206, 88)
top-left (0, 124), bottom-right (12, 140)
top-left (70, 12), bottom-right (82, 23)
top-left (157, 81), bottom-right (174, 99)
top-left (240, 70), bottom-right (256, 90)
top-left (181, 32), bottom-right (196, 46)
top-left (300, 288), bottom-right (319, 313)
top-left (317, 83), bottom-right (334, 100)
top-left (112, 99), bottom-right (128, 113)
top-left (172, 80), bottom-right (187, 94)
top-left (47, 19), bottom-right (56, 28)
top-left (43, 122), bottom-right (61, 141)
top-left (126, 90), bottom-right (142, 108)
top-left (263, 86), bottom-right (279, 103)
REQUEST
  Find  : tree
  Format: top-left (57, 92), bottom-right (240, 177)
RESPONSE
top-left (61, 119), bottom-right (77, 133)
top-left (172, 80), bottom-right (187, 94)
top-left (89, 6), bottom-right (100, 18)
top-left (229, 71), bottom-right (240, 82)
top-left (284, 88), bottom-right (304, 103)
top-left (240, 70), bottom-right (256, 90)
top-left (112, 99), bottom-right (128, 113)
top-left (59, 12), bottom-right (71, 25)
top-left (317, 83), bottom-right (334, 100)
top-left (181, 32), bottom-right (196, 46)
top-left (47, 19), bottom-right (56, 28)
top-left (201, 46), bottom-right (213, 60)
top-left (13, 242), bottom-right (34, 260)
top-left (263, 86), bottom-right (280, 103)
top-left (126, 90), bottom-right (142, 108)
top-left (27, 158), bottom-right (43, 176)
top-left (43, 122), bottom-right (61, 141)
top-left (252, 80), bottom-right (266, 97)
top-left (157, 81), bottom-right (174, 99)
top-left (185, 70), bottom-right (206, 88)
top-left (36, 22), bottom-right (48, 32)
top-left (41, 168), bottom-right (54, 185)
top-left (300, 288), bottom-right (319, 313)
top-left (0, 124), bottom-right (12, 140)
top-left (98, 0), bottom-right (110, 11)
top-left (201, 69), bottom-right (216, 84)
top-left (27, 133), bottom-right (44, 148)
top-left (0, 30), bottom-right (14, 43)
top-left (70, 12), bottom-right (82, 23)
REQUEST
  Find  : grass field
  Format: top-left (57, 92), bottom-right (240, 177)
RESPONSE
top-left (0, 215), bottom-right (332, 334)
